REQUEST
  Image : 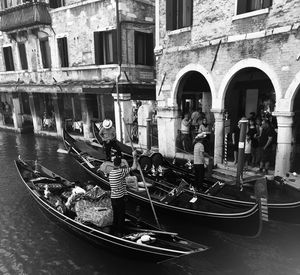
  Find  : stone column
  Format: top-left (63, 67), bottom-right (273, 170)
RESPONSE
top-left (28, 93), bottom-right (42, 133)
top-left (137, 103), bottom-right (154, 149)
top-left (273, 112), bottom-right (294, 177)
top-left (112, 93), bottom-right (132, 143)
top-left (156, 106), bottom-right (181, 157)
top-left (12, 92), bottom-right (23, 131)
top-left (79, 94), bottom-right (94, 139)
top-left (212, 109), bottom-right (224, 165)
top-left (52, 93), bottom-right (64, 136)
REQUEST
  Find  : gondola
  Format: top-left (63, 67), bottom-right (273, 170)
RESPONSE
top-left (15, 157), bottom-right (208, 262)
top-left (63, 129), bottom-right (263, 237)
top-left (92, 121), bottom-right (300, 225)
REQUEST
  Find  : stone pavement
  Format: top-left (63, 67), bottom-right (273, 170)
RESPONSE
top-left (212, 161), bottom-right (300, 189)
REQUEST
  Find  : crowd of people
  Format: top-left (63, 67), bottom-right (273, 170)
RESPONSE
top-left (231, 112), bottom-right (277, 175)
top-left (178, 108), bottom-right (213, 154)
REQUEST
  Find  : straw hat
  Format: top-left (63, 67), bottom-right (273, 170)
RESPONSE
top-left (102, 119), bottom-right (112, 129)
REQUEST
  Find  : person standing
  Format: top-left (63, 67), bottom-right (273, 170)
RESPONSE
top-left (193, 132), bottom-right (210, 191)
top-left (99, 119), bottom-right (121, 161)
top-left (258, 119), bottom-right (274, 175)
top-left (198, 117), bottom-right (211, 153)
top-left (247, 119), bottom-right (258, 166)
top-left (109, 150), bottom-right (137, 235)
top-left (180, 113), bottom-right (192, 152)
top-left (244, 133), bottom-right (252, 170)
top-left (190, 108), bottom-right (201, 139)
top-left (232, 121), bottom-right (241, 165)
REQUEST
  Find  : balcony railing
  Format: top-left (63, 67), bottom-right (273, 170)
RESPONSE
top-left (0, 1), bottom-right (51, 32)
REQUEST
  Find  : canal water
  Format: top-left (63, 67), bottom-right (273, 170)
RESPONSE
top-left (1, 130), bottom-right (300, 275)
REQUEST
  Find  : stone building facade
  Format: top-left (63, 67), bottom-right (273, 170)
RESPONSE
top-left (155, 0), bottom-right (300, 176)
top-left (0, 0), bottom-right (155, 146)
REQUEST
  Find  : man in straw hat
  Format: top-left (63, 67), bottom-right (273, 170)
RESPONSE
top-left (99, 119), bottom-right (121, 161)
top-left (193, 132), bottom-right (211, 191)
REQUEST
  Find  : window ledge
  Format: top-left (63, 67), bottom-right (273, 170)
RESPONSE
top-left (167, 26), bottom-right (192, 36)
top-left (52, 64), bottom-right (118, 72)
top-left (232, 8), bottom-right (269, 21)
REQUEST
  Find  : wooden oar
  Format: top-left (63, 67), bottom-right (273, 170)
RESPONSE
top-left (122, 118), bottom-right (161, 229)
top-left (64, 139), bottom-right (95, 169)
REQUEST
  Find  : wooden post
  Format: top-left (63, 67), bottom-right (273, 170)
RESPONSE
top-left (236, 118), bottom-right (248, 187)
top-left (146, 118), bottom-right (151, 150)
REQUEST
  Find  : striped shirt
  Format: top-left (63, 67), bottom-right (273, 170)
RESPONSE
top-left (108, 167), bottom-right (131, 199)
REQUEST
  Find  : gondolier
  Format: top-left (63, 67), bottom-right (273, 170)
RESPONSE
top-left (109, 150), bottom-right (138, 235)
top-left (193, 132), bottom-right (210, 191)
top-left (99, 119), bottom-right (122, 161)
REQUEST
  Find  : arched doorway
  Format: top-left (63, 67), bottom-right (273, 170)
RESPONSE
top-left (292, 86), bottom-right (300, 173)
top-left (224, 67), bottom-right (276, 166)
top-left (176, 71), bottom-right (213, 154)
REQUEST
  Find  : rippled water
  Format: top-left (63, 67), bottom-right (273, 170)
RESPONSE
top-left (1, 130), bottom-right (300, 275)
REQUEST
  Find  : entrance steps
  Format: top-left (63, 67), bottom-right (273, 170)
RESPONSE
top-left (212, 162), bottom-right (273, 184)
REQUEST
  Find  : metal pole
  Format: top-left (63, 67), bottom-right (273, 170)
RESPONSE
top-left (236, 118), bottom-right (248, 187)
top-left (116, 74), bottom-right (123, 143)
top-left (115, 0), bottom-right (123, 143)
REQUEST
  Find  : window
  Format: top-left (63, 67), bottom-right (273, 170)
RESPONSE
top-left (57, 37), bottom-right (69, 67)
top-left (3, 46), bottom-right (14, 71)
top-left (18, 43), bottom-right (28, 70)
top-left (40, 38), bottom-right (51, 69)
top-left (3, 0), bottom-right (8, 9)
top-left (135, 32), bottom-right (154, 66)
top-left (94, 30), bottom-right (117, 65)
top-left (49, 0), bottom-right (64, 8)
top-left (166, 0), bottom-right (193, 31)
top-left (237, 0), bottom-right (272, 15)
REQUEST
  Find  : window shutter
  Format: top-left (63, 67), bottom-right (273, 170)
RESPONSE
top-left (186, 0), bottom-right (193, 27)
top-left (94, 32), bottom-right (104, 65)
top-left (262, 0), bottom-right (272, 8)
top-left (236, 0), bottom-right (247, 15)
top-left (3, 47), bottom-right (14, 71)
top-left (57, 38), bottom-right (63, 66)
top-left (166, 0), bottom-right (173, 30)
top-left (146, 33), bottom-right (154, 66)
top-left (112, 30), bottom-right (118, 64)
top-left (63, 37), bottom-right (69, 67)
top-left (18, 43), bottom-right (28, 70)
top-left (134, 31), bottom-right (138, 65)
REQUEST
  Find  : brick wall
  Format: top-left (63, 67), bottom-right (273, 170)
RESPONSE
top-left (157, 0), bottom-right (300, 102)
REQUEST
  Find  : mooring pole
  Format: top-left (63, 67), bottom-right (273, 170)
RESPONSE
top-left (236, 117), bottom-right (248, 188)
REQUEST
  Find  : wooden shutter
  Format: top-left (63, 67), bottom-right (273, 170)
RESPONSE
top-left (262, 0), bottom-right (272, 8)
top-left (18, 43), bottom-right (28, 70)
top-left (3, 47), bottom-right (14, 71)
top-left (237, 0), bottom-right (247, 15)
top-left (94, 32), bottom-right (104, 65)
top-left (134, 31), bottom-right (139, 65)
top-left (146, 33), bottom-right (154, 66)
top-left (112, 30), bottom-right (118, 64)
top-left (166, 0), bottom-right (174, 30)
top-left (186, 0), bottom-right (193, 27)
top-left (62, 37), bottom-right (69, 67)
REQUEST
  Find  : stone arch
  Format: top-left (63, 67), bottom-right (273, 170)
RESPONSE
top-left (171, 64), bottom-right (216, 106)
top-left (284, 71), bottom-right (300, 112)
top-left (218, 58), bottom-right (282, 110)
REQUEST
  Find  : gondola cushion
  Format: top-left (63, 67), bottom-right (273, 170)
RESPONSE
top-left (75, 195), bottom-right (113, 227)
